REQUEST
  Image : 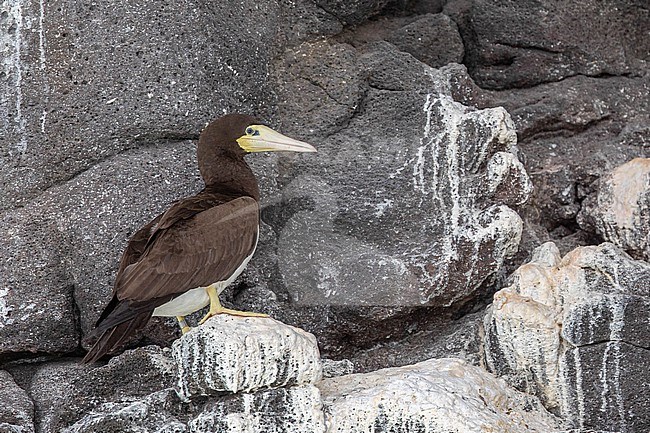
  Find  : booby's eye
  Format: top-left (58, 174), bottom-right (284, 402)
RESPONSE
top-left (246, 127), bottom-right (259, 136)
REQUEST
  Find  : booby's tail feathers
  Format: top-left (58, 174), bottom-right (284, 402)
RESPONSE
top-left (82, 312), bottom-right (152, 364)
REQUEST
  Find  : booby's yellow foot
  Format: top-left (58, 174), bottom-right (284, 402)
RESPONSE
top-left (198, 284), bottom-right (269, 325)
top-left (176, 316), bottom-right (192, 334)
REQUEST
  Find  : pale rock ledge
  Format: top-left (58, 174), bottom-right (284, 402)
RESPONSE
top-left (173, 315), bottom-right (323, 400)
top-left (318, 357), bottom-right (561, 433)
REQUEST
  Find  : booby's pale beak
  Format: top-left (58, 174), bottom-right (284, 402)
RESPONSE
top-left (237, 125), bottom-right (317, 153)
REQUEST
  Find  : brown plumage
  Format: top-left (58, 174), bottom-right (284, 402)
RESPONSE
top-left (83, 114), bottom-right (315, 363)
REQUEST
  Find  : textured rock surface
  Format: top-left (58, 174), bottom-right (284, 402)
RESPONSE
top-left (448, 0), bottom-right (648, 89)
top-left (485, 242), bottom-right (650, 432)
top-left (319, 358), bottom-right (561, 433)
top-left (578, 158), bottom-right (650, 260)
top-left (173, 316), bottom-right (322, 399)
top-left (1, 0), bottom-right (649, 430)
top-left (274, 42), bottom-right (531, 310)
top-left (188, 385), bottom-right (325, 433)
top-left (386, 13), bottom-right (464, 68)
top-left (0, 370), bottom-right (34, 433)
top-left (0, 0), bottom-right (286, 210)
top-left (28, 347), bottom-right (176, 433)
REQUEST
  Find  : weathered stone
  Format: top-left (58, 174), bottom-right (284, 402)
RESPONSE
top-left (0, 0), bottom-right (287, 211)
top-left (274, 42), bottom-right (531, 310)
top-left (348, 309), bottom-right (485, 373)
top-left (0, 210), bottom-right (78, 356)
top-left (188, 385), bottom-right (325, 433)
top-left (578, 158), bottom-right (650, 261)
top-left (321, 359), bottom-right (354, 378)
top-left (318, 358), bottom-right (562, 432)
top-left (0, 370), bottom-right (34, 433)
top-left (30, 347), bottom-right (176, 433)
top-left (60, 389), bottom-right (187, 433)
top-left (447, 0), bottom-right (649, 89)
top-left (173, 316), bottom-right (322, 399)
top-left (484, 242), bottom-right (650, 432)
top-left (314, 0), bottom-right (390, 25)
top-left (387, 13), bottom-right (464, 68)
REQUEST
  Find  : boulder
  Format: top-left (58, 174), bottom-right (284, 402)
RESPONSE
top-left (273, 42), bottom-right (532, 312)
top-left (173, 316), bottom-right (322, 399)
top-left (484, 242), bottom-right (650, 432)
top-left (387, 13), bottom-right (464, 68)
top-left (0, 370), bottom-right (34, 433)
top-left (187, 385), bottom-right (325, 433)
top-left (29, 347), bottom-right (176, 433)
top-left (447, 0), bottom-right (648, 89)
top-left (578, 158), bottom-right (650, 261)
top-left (0, 0), bottom-right (289, 211)
top-left (318, 357), bottom-right (562, 432)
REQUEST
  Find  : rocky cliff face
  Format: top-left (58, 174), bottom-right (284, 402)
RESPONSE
top-left (1, 0), bottom-right (648, 432)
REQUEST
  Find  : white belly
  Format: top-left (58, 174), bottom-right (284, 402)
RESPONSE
top-left (152, 246), bottom-right (256, 317)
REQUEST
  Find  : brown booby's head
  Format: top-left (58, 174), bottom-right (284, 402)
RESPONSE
top-left (197, 114), bottom-right (317, 195)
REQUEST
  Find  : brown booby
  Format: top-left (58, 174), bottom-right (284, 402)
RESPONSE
top-left (82, 114), bottom-right (316, 363)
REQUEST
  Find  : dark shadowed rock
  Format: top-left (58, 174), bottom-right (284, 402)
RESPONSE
top-left (348, 309), bottom-right (485, 373)
top-left (387, 13), bottom-right (464, 68)
top-left (314, 0), bottom-right (391, 25)
top-left (446, 0), bottom-right (649, 89)
top-left (29, 347), bottom-right (176, 433)
top-left (0, 370), bottom-right (34, 433)
top-left (484, 242), bottom-right (650, 432)
top-left (578, 158), bottom-right (650, 261)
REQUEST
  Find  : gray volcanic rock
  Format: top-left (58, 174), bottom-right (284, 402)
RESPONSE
top-left (0, 141), bottom-right (202, 356)
top-left (0, 370), bottom-right (34, 433)
top-left (348, 309), bottom-right (485, 372)
top-left (0, 211), bottom-right (78, 356)
top-left (314, 0), bottom-right (391, 25)
top-left (0, 0), bottom-right (283, 211)
top-left (188, 386), bottom-right (325, 433)
top-left (484, 242), bottom-right (650, 432)
top-left (387, 13), bottom-right (464, 68)
top-left (273, 42), bottom-right (531, 310)
top-left (446, 0), bottom-right (649, 89)
top-left (578, 158), bottom-right (650, 261)
top-left (29, 347), bottom-right (176, 433)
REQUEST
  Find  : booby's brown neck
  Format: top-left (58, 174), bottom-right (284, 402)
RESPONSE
top-left (197, 147), bottom-right (260, 201)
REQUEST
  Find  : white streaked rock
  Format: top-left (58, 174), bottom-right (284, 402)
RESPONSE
top-left (173, 315), bottom-right (322, 399)
top-left (485, 242), bottom-right (650, 432)
top-left (318, 357), bottom-right (561, 433)
top-left (188, 385), bottom-right (325, 433)
top-left (578, 158), bottom-right (650, 260)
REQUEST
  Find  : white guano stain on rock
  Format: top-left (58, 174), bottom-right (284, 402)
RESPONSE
top-left (188, 385), bottom-right (326, 433)
top-left (173, 315), bottom-right (322, 400)
top-left (2, 0), bottom-right (27, 155)
top-left (485, 242), bottom-right (648, 431)
top-left (319, 358), bottom-right (561, 433)
top-left (0, 287), bottom-right (14, 328)
top-left (579, 158), bottom-right (650, 260)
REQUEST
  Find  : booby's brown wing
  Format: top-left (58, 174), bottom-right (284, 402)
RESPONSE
top-left (116, 195), bottom-right (259, 301)
top-left (83, 194), bottom-right (258, 362)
